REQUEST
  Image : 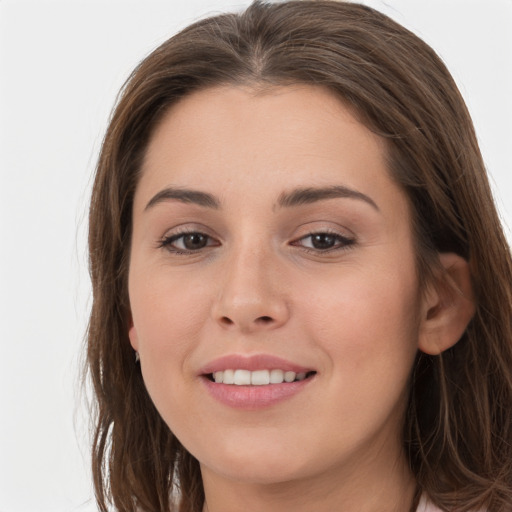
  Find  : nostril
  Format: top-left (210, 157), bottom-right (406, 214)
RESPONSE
top-left (256, 316), bottom-right (273, 324)
top-left (217, 314), bottom-right (277, 329)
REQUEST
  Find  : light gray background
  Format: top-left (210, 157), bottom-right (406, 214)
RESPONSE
top-left (1, 1), bottom-right (511, 511)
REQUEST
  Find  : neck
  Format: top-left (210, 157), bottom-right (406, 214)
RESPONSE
top-left (200, 449), bottom-right (417, 512)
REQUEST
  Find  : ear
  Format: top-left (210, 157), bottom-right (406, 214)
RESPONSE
top-left (418, 253), bottom-right (475, 355)
top-left (128, 315), bottom-right (139, 351)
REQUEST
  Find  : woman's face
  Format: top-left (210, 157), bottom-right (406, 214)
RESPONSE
top-left (128, 85), bottom-right (425, 487)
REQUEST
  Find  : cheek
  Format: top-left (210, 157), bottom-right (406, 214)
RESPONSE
top-left (128, 270), bottom-right (214, 394)
top-left (300, 260), bottom-right (421, 376)
top-left (294, 266), bottom-right (421, 449)
top-left (128, 273), bottom-right (213, 423)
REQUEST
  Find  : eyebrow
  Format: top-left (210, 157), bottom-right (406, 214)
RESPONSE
top-left (144, 184), bottom-right (378, 212)
top-left (145, 187), bottom-right (220, 211)
top-left (277, 185), bottom-right (379, 211)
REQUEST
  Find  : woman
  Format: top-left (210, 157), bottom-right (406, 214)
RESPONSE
top-left (86, 1), bottom-right (512, 511)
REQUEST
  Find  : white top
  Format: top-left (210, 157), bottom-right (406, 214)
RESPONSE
top-left (417, 495), bottom-right (443, 512)
top-left (73, 494), bottom-right (483, 511)
top-left (417, 494), bottom-right (486, 512)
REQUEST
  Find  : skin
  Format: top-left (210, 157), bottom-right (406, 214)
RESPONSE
top-left (128, 85), bottom-right (431, 511)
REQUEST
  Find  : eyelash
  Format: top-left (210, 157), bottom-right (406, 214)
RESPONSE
top-left (291, 230), bottom-right (356, 254)
top-left (158, 230), bottom-right (218, 255)
top-left (158, 229), bottom-right (355, 256)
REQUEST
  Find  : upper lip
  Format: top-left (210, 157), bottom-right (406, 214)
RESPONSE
top-left (199, 354), bottom-right (314, 375)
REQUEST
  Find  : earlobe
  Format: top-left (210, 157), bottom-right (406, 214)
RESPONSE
top-left (128, 317), bottom-right (139, 351)
top-left (418, 253), bottom-right (475, 355)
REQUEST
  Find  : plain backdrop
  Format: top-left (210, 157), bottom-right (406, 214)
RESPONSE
top-left (1, 1), bottom-right (511, 511)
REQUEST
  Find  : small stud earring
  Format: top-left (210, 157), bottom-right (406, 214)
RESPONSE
top-left (135, 351), bottom-right (140, 363)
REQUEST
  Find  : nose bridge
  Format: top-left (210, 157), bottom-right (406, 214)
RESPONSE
top-left (213, 234), bottom-right (288, 332)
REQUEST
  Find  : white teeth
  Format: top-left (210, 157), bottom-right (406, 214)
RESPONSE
top-left (284, 371), bottom-right (296, 383)
top-left (251, 370), bottom-right (270, 385)
top-left (211, 369), bottom-right (312, 385)
top-left (233, 369), bottom-right (251, 385)
top-left (223, 369), bottom-right (235, 384)
top-left (269, 369), bottom-right (284, 384)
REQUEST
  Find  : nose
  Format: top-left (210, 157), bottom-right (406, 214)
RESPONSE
top-left (211, 245), bottom-right (290, 334)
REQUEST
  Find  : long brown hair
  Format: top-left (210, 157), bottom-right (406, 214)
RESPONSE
top-left (86, 2), bottom-right (512, 511)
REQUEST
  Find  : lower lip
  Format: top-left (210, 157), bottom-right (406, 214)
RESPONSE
top-left (201, 375), bottom-right (315, 410)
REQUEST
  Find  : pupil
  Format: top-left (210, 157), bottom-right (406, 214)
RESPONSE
top-left (184, 233), bottom-right (207, 250)
top-left (312, 234), bottom-right (335, 249)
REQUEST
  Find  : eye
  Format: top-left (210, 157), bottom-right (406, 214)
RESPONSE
top-left (292, 231), bottom-right (355, 252)
top-left (159, 231), bottom-right (218, 254)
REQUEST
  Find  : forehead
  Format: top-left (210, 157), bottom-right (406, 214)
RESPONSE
top-left (135, 84), bottom-right (406, 221)
top-left (144, 84), bottom-right (386, 163)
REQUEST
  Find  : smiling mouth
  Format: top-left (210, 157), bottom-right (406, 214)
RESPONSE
top-left (207, 369), bottom-right (317, 385)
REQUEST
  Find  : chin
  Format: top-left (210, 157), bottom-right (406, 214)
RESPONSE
top-left (193, 431), bottom-right (325, 486)
top-left (202, 455), bottom-right (312, 485)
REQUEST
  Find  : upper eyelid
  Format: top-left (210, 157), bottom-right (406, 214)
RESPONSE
top-left (160, 227), bottom-right (352, 238)
top-left (291, 219), bottom-right (355, 235)
top-left (161, 230), bottom-right (218, 244)
top-left (159, 226), bottom-right (354, 239)
top-left (161, 224), bottom-right (218, 239)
